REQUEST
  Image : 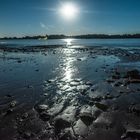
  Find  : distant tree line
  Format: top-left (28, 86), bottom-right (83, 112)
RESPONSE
top-left (1, 34), bottom-right (140, 39)
top-left (73, 34), bottom-right (140, 39)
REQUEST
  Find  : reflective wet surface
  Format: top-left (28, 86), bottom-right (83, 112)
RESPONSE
top-left (0, 46), bottom-right (140, 140)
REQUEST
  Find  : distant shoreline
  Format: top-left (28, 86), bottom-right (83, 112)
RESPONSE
top-left (1, 34), bottom-right (140, 40)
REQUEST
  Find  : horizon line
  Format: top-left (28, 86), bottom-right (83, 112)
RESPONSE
top-left (1, 33), bottom-right (140, 39)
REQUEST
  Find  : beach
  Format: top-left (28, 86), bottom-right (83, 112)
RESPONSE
top-left (0, 44), bottom-right (140, 140)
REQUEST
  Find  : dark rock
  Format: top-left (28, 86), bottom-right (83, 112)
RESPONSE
top-left (47, 79), bottom-right (55, 83)
top-left (5, 94), bottom-right (12, 98)
top-left (127, 79), bottom-right (140, 84)
top-left (115, 71), bottom-right (120, 75)
top-left (39, 112), bottom-right (51, 121)
top-left (22, 113), bottom-right (28, 119)
top-left (106, 78), bottom-right (115, 83)
top-left (112, 75), bottom-right (120, 79)
top-left (80, 112), bottom-right (94, 126)
top-left (77, 58), bottom-right (82, 61)
top-left (126, 69), bottom-right (140, 79)
top-left (27, 85), bottom-right (33, 88)
top-left (114, 81), bottom-right (123, 87)
top-left (121, 128), bottom-right (140, 139)
top-left (17, 60), bottom-right (22, 63)
top-left (5, 109), bottom-right (13, 116)
top-left (54, 118), bottom-right (71, 134)
top-left (59, 131), bottom-right (74, 140)
top-left (95, 103), bottom-right (108, 111)
top-left (103, 94), bottom-right (114, 100)
top-left (23, 132), bottom-right (31, 139)
top-left (92, 107), bottom-right (102, 119)
top-left (86, 81), bottom-right (93, 86)
top-left (129, 105), bottom-right (140, 116)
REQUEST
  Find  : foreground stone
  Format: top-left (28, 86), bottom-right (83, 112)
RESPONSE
top-left (121, 128), bottom-right (140, 139)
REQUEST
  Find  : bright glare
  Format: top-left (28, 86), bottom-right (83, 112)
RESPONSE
top-left (59, 3), bottom-right (78, 20)
top-left (64, 38), bottom-right (74, 46)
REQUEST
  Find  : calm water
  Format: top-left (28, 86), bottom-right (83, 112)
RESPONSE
top-left (0, 38), bottom-right (140, 48)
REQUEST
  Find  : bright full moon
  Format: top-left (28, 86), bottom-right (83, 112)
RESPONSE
top-left (59, 3), bottom-right (78, 20)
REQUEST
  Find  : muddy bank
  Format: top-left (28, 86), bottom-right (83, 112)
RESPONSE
top-left (0, 46), bottom-right (140, 140)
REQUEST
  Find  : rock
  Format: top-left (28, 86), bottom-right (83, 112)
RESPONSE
top-left (129, 105), bottom-right (140, 116)
top-left (38, 104), bottom-right (48, 112)
top-left (115, 71), bottom-right (121, 75)
top-left (103, 94), bottom-right (114, 100)
top-left (39, 112), bottom-right (51, 121)
top-left (112, 75), bottom-right (120, 79)
top-left (58, 106), bottom-right (77, 123)
top-left (77, 58), bottom-right (82, 61)
top-left (114, 81), bottom-right (123, 87)
top-left (23, 131), bottom-right (31, 139)
top-left (77, 57), bottom-right (86, 61)
top-left (10, 100), bottom-right (17, 107)
top-left (79, 106), bottom-right (95, 126)
top-left (126, 69), bottom-right (140, 79)
top-left (22, 113), bottom-right (28, 119)
top-left (111, 105), bottom-right (119, 111)
top-left (17, 60), bottom-right (22, 63)
top-left (48, 101), bottom-right (65, 116)
top-left (47, 79), bottom-right (55, 83)
top-left (27, 85), bottom-right (33, 88)
top-left (127, 79), bottom-right (140, 84)
top-left (80, 112), bottom-right (94, 126)
top-left (86, 81), bottom-right (93, 86)
top-left (92, 106), bottom-right (102, 119)
top-left (5, 109), bottom-right (13, 115)
top-left (73, 119), bottom-right (88, 136)
top-left (5, 94), bottom-right (12, 98)
top-left (92, 96), bottom-right (102, 102)
top-left (59, 130), bottom-right (74, 140)
top-left (54, 118), bottom-right (71, 134)
top-left (106, 78), bottom-right (115, 83)
top-left (121, 128), bottom-right (140, 139)
top-left (94, 113), bottom-right (112, 128)
top-left (90, 85), bottom-right (98, 91)
top-left (43, 93), bottom-right (48, 96)
top-left (95, 103), bottom-right (108, 111)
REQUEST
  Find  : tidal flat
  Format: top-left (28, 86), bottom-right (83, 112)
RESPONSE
top-left (0, 45), bottom-right (140, 140)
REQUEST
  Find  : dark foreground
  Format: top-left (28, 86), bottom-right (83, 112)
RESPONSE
top-left (0, 45), bottom-right (140, 140)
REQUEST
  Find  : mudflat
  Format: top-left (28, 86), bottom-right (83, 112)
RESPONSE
top-left (0, 45), bottom-right (140, 140)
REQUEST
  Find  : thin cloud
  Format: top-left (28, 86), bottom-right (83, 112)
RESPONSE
top-left (40, 22), bottom-right (55, 31)
top-left (40, 22), bottom-right (49, 30)
top-left (33, 7), bottom-right (57, 12)
top-left (81, 10), bottom-right (100, 14)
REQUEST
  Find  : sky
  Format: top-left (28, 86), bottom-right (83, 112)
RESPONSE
top-left (0, 0), bottom-right (140, 37)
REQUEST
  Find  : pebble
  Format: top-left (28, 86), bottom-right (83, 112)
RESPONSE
top-left (38, 104), bottom-right (48, 111)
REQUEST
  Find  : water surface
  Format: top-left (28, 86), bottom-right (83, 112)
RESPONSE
top-left (0, 38), bottom-right (140, 48)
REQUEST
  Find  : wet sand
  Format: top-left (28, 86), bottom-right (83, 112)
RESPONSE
top-left (0, 45), bottom-right (140, 140)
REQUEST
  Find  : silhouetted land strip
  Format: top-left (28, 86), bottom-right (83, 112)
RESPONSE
top-left (1, 34), bottom-right (140, 39)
